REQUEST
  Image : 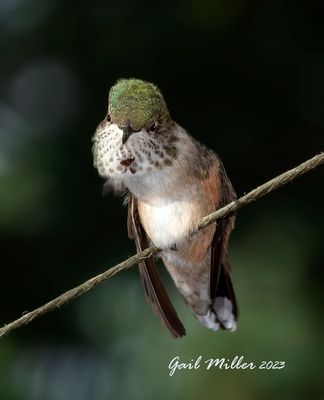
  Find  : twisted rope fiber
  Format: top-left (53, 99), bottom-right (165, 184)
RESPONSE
top-left (0, 153), bottom-right (323, 338)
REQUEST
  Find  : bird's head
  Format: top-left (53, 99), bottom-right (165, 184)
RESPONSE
top-left (108, 79), bottom-right (171, 144)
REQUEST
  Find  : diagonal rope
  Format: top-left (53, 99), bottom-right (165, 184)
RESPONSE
top-left (0, 152), bottom-right (323, 339)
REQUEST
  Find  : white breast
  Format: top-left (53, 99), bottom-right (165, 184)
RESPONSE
top-left (138, 194), bottom-right (198, 249)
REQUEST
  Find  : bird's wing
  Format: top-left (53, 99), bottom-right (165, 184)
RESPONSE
top-left (127, 193), bottom-right (186, 338)
top-left (207, 160), bottom-right (238, 329)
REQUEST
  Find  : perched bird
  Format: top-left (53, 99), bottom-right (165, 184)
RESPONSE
top-left (92, 78), bottom-right (237, 337)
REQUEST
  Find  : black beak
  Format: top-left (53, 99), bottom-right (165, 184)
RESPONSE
top-left (122, 125), bottom-right (137, 145)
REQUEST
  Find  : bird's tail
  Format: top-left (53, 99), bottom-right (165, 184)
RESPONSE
top-left (162, 256), bottom-right (237, 332)
top-left (199, 260), bottom-right (237, 332)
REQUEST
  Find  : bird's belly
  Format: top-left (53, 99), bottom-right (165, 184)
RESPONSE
top-left (138, 199), bottom-right (198, 249)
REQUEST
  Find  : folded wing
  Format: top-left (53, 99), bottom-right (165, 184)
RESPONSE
top-left (127, 194), bottom-right (186, 337)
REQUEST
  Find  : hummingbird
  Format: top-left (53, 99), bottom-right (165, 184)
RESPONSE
top-left (92, 78), bottom-right (237, 337)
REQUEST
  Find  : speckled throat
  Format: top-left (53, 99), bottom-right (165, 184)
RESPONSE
top-left (92, 118), bottom-right (188, 194)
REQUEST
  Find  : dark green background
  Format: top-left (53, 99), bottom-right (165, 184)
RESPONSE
top-left (0, 0), bottom-right (323, 399)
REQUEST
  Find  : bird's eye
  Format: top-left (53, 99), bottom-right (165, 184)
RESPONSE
top-left (149, 122), bottom-right (157, 132)
top-left (106, 114), bottom-right (111, 123)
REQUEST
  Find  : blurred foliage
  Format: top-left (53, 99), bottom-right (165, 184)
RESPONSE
top-left (0, 0), bottom-right (323, 399)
